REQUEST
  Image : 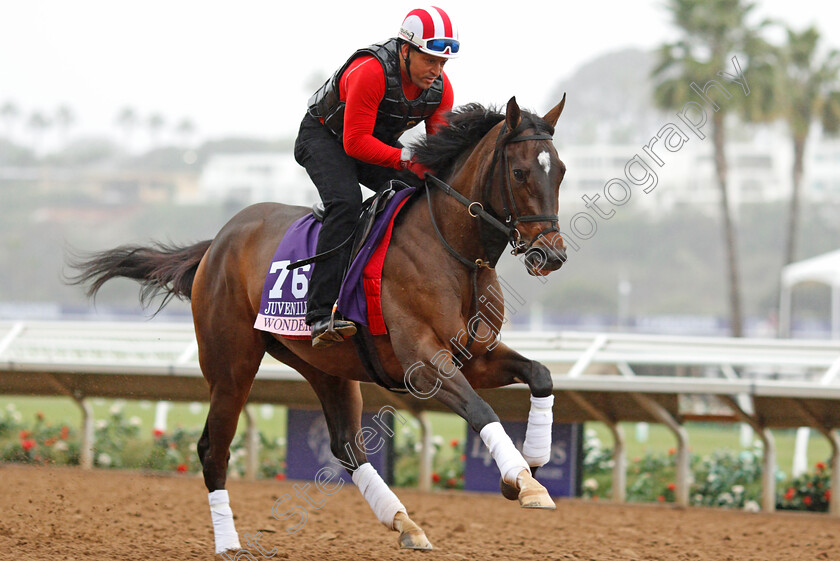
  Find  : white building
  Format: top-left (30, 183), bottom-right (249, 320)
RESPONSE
top-left (556, 132), bottom-right (840, 214)
top-left (199, 153), bottom-right (319, 207)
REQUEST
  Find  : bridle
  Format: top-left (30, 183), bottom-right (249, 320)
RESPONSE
top-left (425, 120), bottom-right (559, 266)
top-left (486, 122), bottom-right (560, 255)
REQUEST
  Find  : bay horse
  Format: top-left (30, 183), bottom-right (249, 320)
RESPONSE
top-left (70, 95), bottom-right (568, 554)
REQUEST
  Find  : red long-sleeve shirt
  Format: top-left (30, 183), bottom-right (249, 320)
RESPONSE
top-left (338, 56), bottom-right (453, 169)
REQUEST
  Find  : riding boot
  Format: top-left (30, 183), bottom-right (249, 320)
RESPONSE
top-left (310, 310), bottom-right (357, 348)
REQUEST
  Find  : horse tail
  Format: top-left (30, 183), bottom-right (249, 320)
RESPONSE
top-left (67, 240), bottom-right (213, 312)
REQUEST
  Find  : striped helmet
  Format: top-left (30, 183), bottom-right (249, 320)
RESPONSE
top-left (398, 6), bottom-right (460, 59)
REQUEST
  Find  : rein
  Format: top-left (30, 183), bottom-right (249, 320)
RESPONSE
top-left (423, 123), bottom-right (557, 361)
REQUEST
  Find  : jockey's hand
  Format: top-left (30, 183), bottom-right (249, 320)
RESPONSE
top-left (401, 158), bottom-right (433, 180)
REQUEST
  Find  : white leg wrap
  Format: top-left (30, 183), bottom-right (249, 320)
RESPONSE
top-left (209, 490), bottom-right (241, 554)
top-left (480, 422), bottom-right (530, 486)
top-left (352, 462), bottom-right (407, 530)
top-left (522, 394), bottom-right (554, 467)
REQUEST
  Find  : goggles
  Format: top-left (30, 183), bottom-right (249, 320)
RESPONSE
top-left (401, 27), bottom-right (460, 55)
top-left (421, 37), bottom-right (460, 55)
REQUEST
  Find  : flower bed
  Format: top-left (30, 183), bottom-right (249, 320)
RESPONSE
top-left (580, 429), bottom-right (831, 512)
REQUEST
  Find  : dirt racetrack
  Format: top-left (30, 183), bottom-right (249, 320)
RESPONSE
top-left (0, 464), bottom-right (837, 561)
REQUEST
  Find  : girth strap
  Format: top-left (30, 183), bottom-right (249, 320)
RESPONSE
top-left (351, 324), bottom-right (410, 394)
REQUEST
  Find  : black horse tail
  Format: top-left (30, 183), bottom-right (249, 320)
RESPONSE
top-left (67, 240), bottom-right (213, 312)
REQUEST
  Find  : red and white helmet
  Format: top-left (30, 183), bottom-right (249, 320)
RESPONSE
top-left (398, 6), bottom-right (460, 59)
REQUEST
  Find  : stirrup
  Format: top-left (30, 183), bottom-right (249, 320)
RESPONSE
top-left (311, 305), bottom-right (357, 348)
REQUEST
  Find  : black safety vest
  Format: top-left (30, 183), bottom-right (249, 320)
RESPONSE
top-left (307, 38), bottom-right (445, 145)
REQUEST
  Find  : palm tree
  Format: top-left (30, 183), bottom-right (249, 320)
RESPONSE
top-left (115, 106), bottom-right (138, 149)
top-left (147, 113), bottom-right (166, 148)
top-left (175, 117), bottom-right (196, 147)
top-left (776, 26), bottom-right (840, 266)
top-left (26, 111), bottom-right (51, 152)
top-left (55, 104), bottom-right (76, 147)
top-left (1, 101), bottom-right (20, 139)
top-left (652, 0), bottom-right (770, 337)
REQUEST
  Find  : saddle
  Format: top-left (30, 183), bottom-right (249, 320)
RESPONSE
top-left (306, 180), bottom-right (412, 394)
top-left (289, 181), bottom-right (402, 271)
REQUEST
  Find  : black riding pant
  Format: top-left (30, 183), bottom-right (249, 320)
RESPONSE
top-left (294, 113), bottom-right (399, 324)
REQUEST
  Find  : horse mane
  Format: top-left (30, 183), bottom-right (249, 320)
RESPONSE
top-left (410, 103), bottom-right (555, 180)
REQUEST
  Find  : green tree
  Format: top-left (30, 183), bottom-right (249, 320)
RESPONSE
top-left (652, 0), bottom-right (769, 337)
top-left (115, 106), bottom-right (138, 149)
top-left (776, 26), bottom-right (840, 266)
top-left (55, 104), bottom-right (76, 146)
top-left (147, 112), bottom-right (166, 147)
top-left (1, 101), bottom-right (20, 138)
top-left (174, 117), bottom-right (196, 147)
top-left (26, 111), bottom-right (51, 152)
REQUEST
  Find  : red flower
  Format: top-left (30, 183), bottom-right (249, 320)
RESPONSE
top-left (657, 495), bottom-right (665, 502)
top-left (447, 478), bottom-right (457, 487)
top-left (153, 429), bottom-right (165, 438)
top-left (816, 462), bottom-right (827, 472)
top-left (825, 490), bottom-right (832, 501)
top-left (19, 430), bottom-right (31, 440)
top-left (667, 448), bottom-right (676, 456)
top-left (432, 473), bottom-right (441, 483)
top-left (803, 496), bottom-right (813, 506)
top-left (176, 464), bottom-right (188, 473)
top-left (44, 437), bottom-right (57, 447)
top-left (450, 439), bottom-right (459, 448)
top-left (667, 482), bottom-right (676, 491)
top-left (275, 473), bottom-right (286, 481)
top-left (784, 488), bottom-right (795, 501)
top-left (60, 426), bottom-right (69, 440)
top-left (21, 439), bottom-right (36, 451)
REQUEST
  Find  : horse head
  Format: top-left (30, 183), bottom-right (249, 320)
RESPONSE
top-left (486, 95), bottom-right (567, 277)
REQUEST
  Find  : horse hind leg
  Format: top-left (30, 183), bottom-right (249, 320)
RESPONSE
top-left (265, 341), bottom-right (432, 550)
top-left (197, 324), bottom-right (265, 554)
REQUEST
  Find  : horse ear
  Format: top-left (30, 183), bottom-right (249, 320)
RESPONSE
top-left (505, 96), bottom-right (521, 130)
top-left (542, 93), bottom-right (566, 128)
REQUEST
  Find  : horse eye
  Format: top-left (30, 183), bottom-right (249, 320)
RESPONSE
top-left (513, 169), bottom-right (526, 182)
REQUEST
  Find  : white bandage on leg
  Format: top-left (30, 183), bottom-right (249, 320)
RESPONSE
top-left (352, 462), bottom-right (407, 530)
top-left (480, 422), bottom-right (530, 486)
top-left (522, 394), bottom-right (554, 467)
top-left (208, 489), bottom-right (242, 553)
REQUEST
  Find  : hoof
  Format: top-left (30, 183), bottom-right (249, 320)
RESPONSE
top-left (394, 511), bottom-right (433, 550)
top-left (399, 530), bottom-right (433, 550)
top-left (516, 470), bottom-right (556, 510)
top-left (499, 477), bottom-right (519, 501)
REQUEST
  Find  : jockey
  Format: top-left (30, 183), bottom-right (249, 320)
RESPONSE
top-left (295, 6), bottom-right (459, 348)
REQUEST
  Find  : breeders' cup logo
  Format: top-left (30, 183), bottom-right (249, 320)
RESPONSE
top-left (306, 416), bottom-right (334, 465)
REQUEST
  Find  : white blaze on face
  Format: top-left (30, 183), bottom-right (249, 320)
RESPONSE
top-left (537, 151), bottom-right (551, 175)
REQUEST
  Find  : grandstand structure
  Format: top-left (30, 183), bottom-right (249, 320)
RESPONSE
top-left (2, 320), bottom-right (839, 515)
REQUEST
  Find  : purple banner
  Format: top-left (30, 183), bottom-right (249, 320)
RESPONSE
top-left (464, 422), bottom-right (581, 497)
top-left (285, 408), bottom-right (393, 483)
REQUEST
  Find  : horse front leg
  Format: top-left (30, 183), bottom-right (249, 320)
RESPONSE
top-left (309, 374), bottom-right (433, 550)
top-left (462, 342), bottom-right (555, 484)
top-left (266, 343), bottom-right (433, 550)
top-left (395, 336), bottom-right (555, 510)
